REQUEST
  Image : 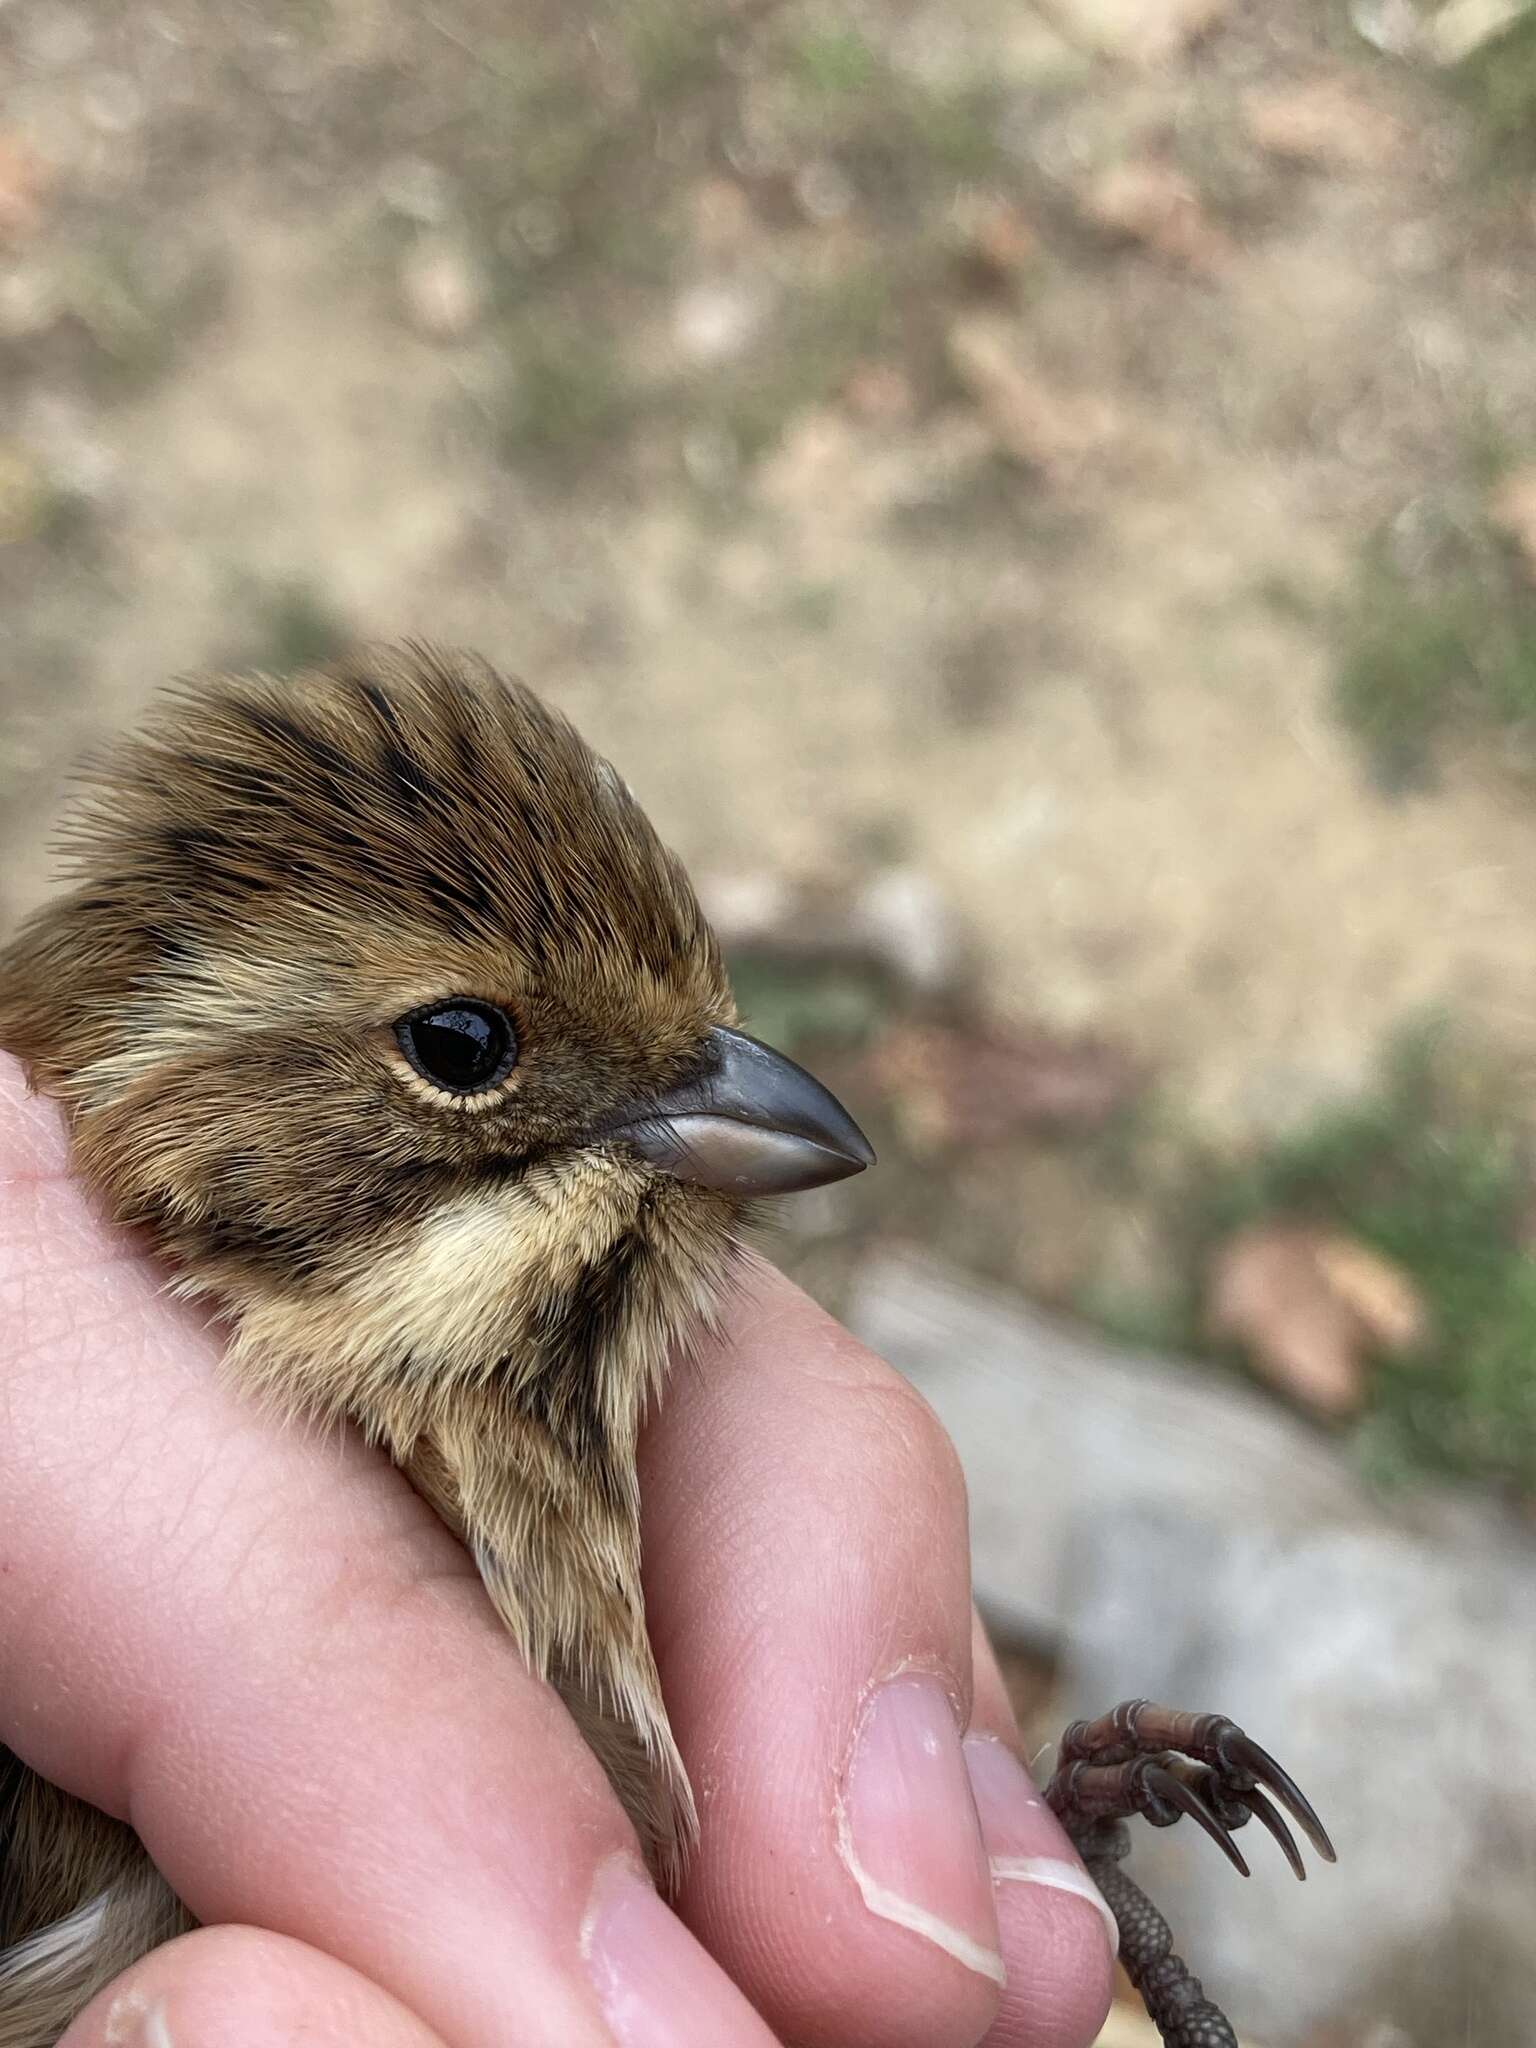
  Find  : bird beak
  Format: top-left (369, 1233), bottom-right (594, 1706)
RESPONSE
top-left (598, 1025), bottom-right (875, 1196)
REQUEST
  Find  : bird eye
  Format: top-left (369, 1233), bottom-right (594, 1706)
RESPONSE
top-left (394, 999), bottom-right (517, 1095)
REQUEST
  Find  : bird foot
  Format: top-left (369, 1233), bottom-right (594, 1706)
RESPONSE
top-left (1044, 1700), bottom-right (1335, 2048)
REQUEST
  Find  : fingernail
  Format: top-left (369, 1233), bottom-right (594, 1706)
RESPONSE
top-left (963, 1734), bottom-right (1119, 1954)
top-left (837, 1673), bottom-right (1004, 1984)
top-left (582, 1855), bottom-right (781, 2048)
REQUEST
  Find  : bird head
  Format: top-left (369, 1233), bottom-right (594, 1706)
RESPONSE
top-left (0, 643), bottom-right (872, 1416)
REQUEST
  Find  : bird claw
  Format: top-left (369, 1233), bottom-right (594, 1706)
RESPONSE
top-left (1217, 1729), bottom-right (1335, 1863)
top-left (1139, 1763), bottom-right (1250, 1878)
top-left (1044, 1700), bottom-right (1333, 2048)
top-left (1240, 1783), bottom-right (1306, 1882)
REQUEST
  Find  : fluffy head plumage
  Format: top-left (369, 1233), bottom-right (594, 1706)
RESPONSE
top-left (0, 641), bottom-right (739, 1334)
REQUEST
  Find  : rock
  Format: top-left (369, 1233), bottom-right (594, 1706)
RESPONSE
top-left (671, 277), bottom-right (769, 366)
top-left (847, 1250), bottom-right (1536, 2045)
top-left (1347, 0), bottom-right (1532, 59)
top-left (398, 237), bottom-right (484, 343)
top-left (846, 1249), bottom-right (1369, 1645)
top-left (1422, 0), bottom-right (1534, 63)
top-left (1039, 0), bottom-right (1230, 64)
top-left (1347, 0), bottom-right (1423, 54)
top-left (695, 870), bottom-right (797, 947)
top-left (1064, 1506), bottom-right (1536, 2045)
top-left (699, 863), bottom-right (962, 997)
top-left (848, 866), bottom-right (961, 994)
top-left (946, 314), bottom-right (1118, 479)
top-left (1081, 159), bottom-right (1234, 275)
top-left (1242, 79), bottom-right (1403, 169)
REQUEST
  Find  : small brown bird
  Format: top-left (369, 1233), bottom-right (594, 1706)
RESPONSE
top-left (0, 643), bottom-right (1332, 2048)
top-left (0, 643), bottom-right (874, 2041)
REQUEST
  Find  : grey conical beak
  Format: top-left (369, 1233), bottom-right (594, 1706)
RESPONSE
top-left (599, 1025), bottom-right (875, 1196)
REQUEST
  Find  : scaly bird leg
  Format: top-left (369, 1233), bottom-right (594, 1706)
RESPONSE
top-left (1044, 1700), bottom-right (1335, 2048)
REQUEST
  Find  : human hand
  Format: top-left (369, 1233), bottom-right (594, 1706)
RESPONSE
top-left (0, 1053), bottom-right (1114, 2048)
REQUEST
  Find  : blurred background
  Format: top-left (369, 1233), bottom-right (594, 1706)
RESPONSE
top-left (4, 1), bottom-right (1536, 2042)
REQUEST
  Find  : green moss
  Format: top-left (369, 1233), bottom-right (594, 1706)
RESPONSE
top-left (64, 237), bottom-right (228, 397)
top-left (1335, 522), bottom-right (1536, 786)
top-left (727, 949), bottom-right (889, 1056)
top-left (790, 24), bottom-right (880, 96)
top-left (704, 264), bottom-right (896, 462)
top-left (900, 79), bottom-right (1008, 182)
top-left (440, 4), bottom-right (1018, 485)
top-left (496, 327), bottom-right (634, 468)
top-left (624, 0), bottom-right (734, 95)
top-left (773, 15), bottom-right (1005, 208)
top-left (225, 577), bottom-right (353, 674)
top-left (1447, 6), bottom-right (1536, 174)
top-left (779, 579), bottom-right (840, 629)
top-left (1176, 1027), bottom-right (1536, 1495)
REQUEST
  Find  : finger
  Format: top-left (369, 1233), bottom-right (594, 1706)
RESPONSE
top-left (58, 1926), bottom-right (451, 2048)
top-left (0, 1059), bottom-right (780, 2048)
top-left (966, 1617), bottom-right (1117, 2048)
top-left (640, 1258), bottom-right (1003, 2048)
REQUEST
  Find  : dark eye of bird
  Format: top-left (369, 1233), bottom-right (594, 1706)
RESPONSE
top-left (395, 999), bottom-right (517, 1095)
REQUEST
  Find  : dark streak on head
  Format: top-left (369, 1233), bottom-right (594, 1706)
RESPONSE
top-left (380, 740), bottom-right (431, 813)
top-left (237, 703), bottom-right (351, 787)
top-left (196, 1206), bottom-right (335, 1285)
top-left (361, 679), bottom-right (403, 735)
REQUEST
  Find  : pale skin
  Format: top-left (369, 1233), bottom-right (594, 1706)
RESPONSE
top-left (0, 1054), bottom-right (1115, 2048)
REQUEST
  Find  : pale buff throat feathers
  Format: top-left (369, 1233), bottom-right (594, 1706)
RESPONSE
top-left (0, 643), bottom-right (874, 2040)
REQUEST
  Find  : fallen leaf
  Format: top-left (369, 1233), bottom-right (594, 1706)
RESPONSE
top-left (1314, 1233), bottom-right (1429, 1353)
top-left (1206, 1224), bottom-right (1428, 1418)
top-left (1242, 79), bottom-right (1402, 169)
top-left (865, 1020), bottom-right (1139, 1152)
top-left (946, 314), bottom-right (1118, 479)
top-left (1082, 160), bottom-right (1234, 275)
top-left (954, 196), bottom-right (1040, 286)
